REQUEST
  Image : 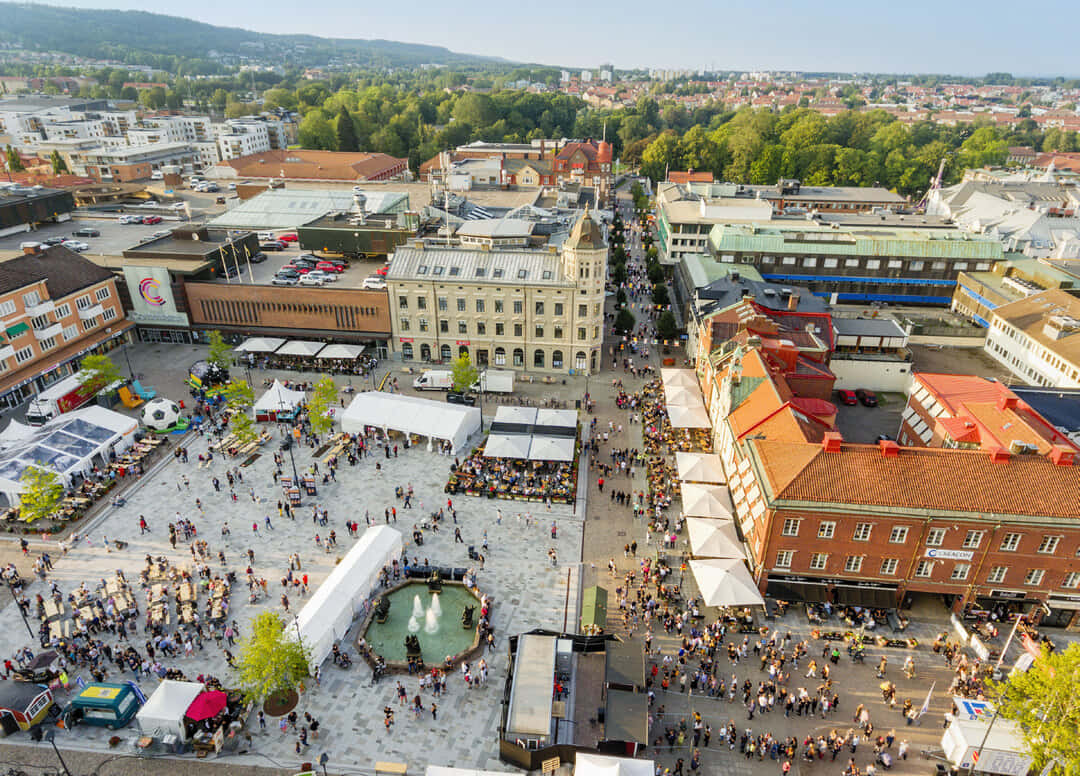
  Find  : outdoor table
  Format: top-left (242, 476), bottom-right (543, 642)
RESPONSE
top-left (43, 600), bottom-right (62, 620)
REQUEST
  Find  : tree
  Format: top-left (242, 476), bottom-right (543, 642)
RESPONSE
top-left (307, 375), bottom-right (338, 435)
top-left (221, 378), bottom-right (254, 411)
top-left (335, 106), bottom-right (359, 152)
top-left (233, 611), bottom-right (311, 705)
top-left (994, 641), bottom-right (1080, 773)
top-left (450, 353), bottom-right (479, 393)
top-left (78, 353), bottom-right (123, 392)
top-left (616, 289), bottom-right (627, 307)
top-left (230, 411), bottom-right (258, 446)
top-left (652, 283), bottom-right (670, 306)
top-left (5, 146), bottom-right (24, 173)
top-left (49, 149), bottom-right (69, 175)
top-left (206, 330), bottom-right (232, 371)
top-left (657, 311), bottom-right (679, 340)
top-left (18, 465), bottom-right (64, 523)
top-left (614, 308), bottom-right (636, 334)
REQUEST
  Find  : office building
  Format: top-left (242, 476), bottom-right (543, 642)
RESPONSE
top-left (984, 289), bottom-right (1080, 387)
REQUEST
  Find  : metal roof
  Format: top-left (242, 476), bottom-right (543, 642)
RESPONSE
top-left (388, 245), bottom-right (569, 286)
top-left (207, 189), bottom-right (408, 230)
top-left (832, 317), bottom-right (908, 338)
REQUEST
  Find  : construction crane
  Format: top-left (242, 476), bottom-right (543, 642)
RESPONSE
top-left (915, 156), bottom-right (948, 212)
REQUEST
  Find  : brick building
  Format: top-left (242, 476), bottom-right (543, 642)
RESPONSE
top-left (553, 140), bottom-right (614, 204)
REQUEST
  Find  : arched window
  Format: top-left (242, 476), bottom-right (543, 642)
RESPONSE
top-left (590, 350), bottom-right (597, 371)
top-left (401, 343), bottom-right (413, 360)
top-left (458, 345), bottom-right (469, 359)
top-left (512, 348), bottom-right (524, 367)
top-left (494, 347), bottom-right (506, 366)
top-left (575, 351), bottom-right (587, 370)
top-left (533, 349), bottom-right (545, 368)
top-left (552, 350), bottom-right (564, 368)
top-left (440, 344), bottom-right (452, 361)
top-left (420, 344), bottom-right (431, 361)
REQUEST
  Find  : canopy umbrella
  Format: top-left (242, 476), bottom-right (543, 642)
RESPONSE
top-left (664, 385), bottom-right (700, 406)
top-left (528, 436), bottom-right (575, 462)
top-left (686, 518), bottom-right (744, 559)
top-left (676, 452), bottom-right (725, 484)
top-left (690, 558), bottom-right (765, 607)
top-left (483, 433), bottom-right (532, 459)
top-left (681, 483), bottom-right (733, 518)
top-left (318, 344), bottom-right (364, 360)
top-left (184, 690), bottom-right (227, 722)
top-left (276, 340), bottom-right (326, 358)
top-left (234, 337), bottom-right (286, 353)
top-left (661, 368), bottom-right (700, 389)
top-left (666, 403), bottom-right (711, 428)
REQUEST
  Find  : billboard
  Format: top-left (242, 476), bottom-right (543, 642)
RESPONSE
top-left (123, 266), bottom-right (188, 326)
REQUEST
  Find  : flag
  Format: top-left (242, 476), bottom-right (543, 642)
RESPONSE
top-left (74, 675), bottom-right (86, 690)
top-left (127, 679), bottom-right (147, 705)
top-left (917, 681), bottom-right (936, 719)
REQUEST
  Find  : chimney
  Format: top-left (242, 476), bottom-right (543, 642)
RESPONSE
top-left (989, 446), bottom-right (1011, 464)
top-left (20, 241), bottom-right (41, 256)
top-left (787, 292), bottom-right (800, 311)
top-left (996, 393), bottom-right (1019, 411)
top-left (1051, 445), bottom-right (1075, 467)
top-left (822, 432), bottom-right (843, 453)
top-left (879, 440), bottom-right (900, 458)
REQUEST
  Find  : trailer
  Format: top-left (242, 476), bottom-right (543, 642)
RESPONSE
top-left (25, 372), bottom-right (98, 426)
top-left (473, 369), bottom-right (514, 394)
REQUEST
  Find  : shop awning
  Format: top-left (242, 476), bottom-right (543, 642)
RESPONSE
top-left (581, 585), bottom-right (608, 630)
top-left (832, 584), bottom-right (896, 609)
top-left (766, 578), bottom-right (830, 603)
top-left (4, 322), bottom-right (29, 338)
top-left (686, 517), bottom-right (744, 559)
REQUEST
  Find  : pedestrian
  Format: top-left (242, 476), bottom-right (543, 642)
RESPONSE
top-left (258, 711), bottom-right (266, 731)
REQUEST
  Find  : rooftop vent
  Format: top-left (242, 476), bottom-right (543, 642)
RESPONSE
top-left (822, 432), bottom-right (843, 453)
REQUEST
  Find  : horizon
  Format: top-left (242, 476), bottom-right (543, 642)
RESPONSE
top-left (26, 0), bottom-right (1080, 78)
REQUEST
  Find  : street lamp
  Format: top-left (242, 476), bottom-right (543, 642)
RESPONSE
top-left (44, 730), bottom-right (72, 776)
top-left (121, 337), bottom-right (135, 381)
top-left (5, 579), bottom-right (34, 640)
top-left (279, 438), bottom-right (301, 505)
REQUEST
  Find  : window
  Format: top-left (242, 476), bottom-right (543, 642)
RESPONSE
top-left (458, 321), bottom-right (467, 335)
top-left (775, 551), bottom-right (793, 569)
top-left (401, 342), bottom-right (413, 360)
top-left (931, 261), bottom-right (946, 271)
top-left (438, 297), bottom-right (448, 312)
top-left (517, 269), bottom-right (527, 279)
top-left (417, 266), bottom-right (428, 275)
top-left (55, 303), bottom-right (71, 318)
top-left (514, 324), bottom-right (523, 337)
top-left (909, 260), bottom-right (924, 271)
top-left (81, 316), bottom-right (96, 331)
top-left (802, 257), bottom-right (817, 268)
top-left (1000, 533), bottom-right (1021, 552)
top-left (513, 300), bottom-right (523, 314)
top-left (866, 260), bottom-right (880, 270)
top-left (535, 325), bottom-right (544, 338)
top-left (578, 304), bottom-right (587, 317)
top-left (542, 271), bottom-right (552, 280)
top-left (844, 259), bottom-right (860, 268)
top-left (22, 290), bottom-right (41, 308)
top-left (495, 323), bottom-right (504, 336)
top-left (817, 521), bottom-right (835, 539)
top-left (418, 318), bottom-right (429, 332)
top-left (782, 257), bottom-right (796, 266)
top-left (853, 523), bottom-right (872, 542)
top-left (926, 528), bottom-right (947, 547)
top-left (963, 531), bottom-right (984, 549)
top-left (448, 266), bottom-right (460, 277)
top-left (399, 296), bottom-right (409, 310)
top-left (809, 553), bottom-right (828, 571)
top-left (554, 326), bottom-right (563, 339)
top-left (1025, 569), bottom-right (1045, 586)
top-left (1038, 536), bottom-right (1061, 555)
top-left (492, 269), bottom-right (505, 279)
top-left (475, 268), bottom-right (486, 278)
top-left (554, 303), bottom-right (563, 316)
top-left (14, 346), bottom-right (33, 364)
top-left (1063, 572), bottom-right (1080, 589)
top-left (577, 327), bottom-right (586, 340)
top-left (432, 266), bottom-right (444, 276)
top-left (31, 314), bottom-right (50, 330)
top-left (439, 320), bottom-right (449, 333)
top-left (440, 344), bottom-right (451, 360)
top-left (62, 325), bottom-right (77, 341)
top-left (476, 322), bottom-right (486, 335)
top-left (781, 518), bottom-right (801, 537)
top-left (494, 300), bottom-right (504, 313)
top-left (951, 563), bottom-right (971, 581)
top-left (987, 566), bottom-right (1008, 584)
top-left (475, 299), bottom-right (485, 313)
top-left (535, 302), bottom-right (544, 315)
top-left (0, 300), bottom-right (14, 316)
top-left (417, 297), bottom-right (427, 310)
top-left (552, 350), bottom-right (563, 368)
top-left (456, 298), bottom-right (466, 312)
top-left (844, 556), bottom-right (864, 573)
top-left (399, 317), bottom-right (410, 332)
top-left (512, 348), bottom-right (524, 367)
top-left (889, 526), bottom-right (909, 544)
top-left (101, 307), bottom-right (116, 322)
top-left (494, 347), bottom-right (506, 366)
top-left (94, 287), bottom-right (110, 302)
top-left (888, 260), bottom-right (903, 269)
top-left (533, 349), bottom-right (545, 368)
top-left (880, 558), bottom-right (899, 575)
top-left (915, 560), bottom-right (934, 578)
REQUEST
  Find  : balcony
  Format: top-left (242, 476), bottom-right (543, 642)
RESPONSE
top-left (33, 322), bottom-right (62, 341)
top-left (78, 304), bottom-right (104, 321)
top-left (0, 345), bottom-right (13, 362)
top-left (25, 300), bottom-right (55, 318)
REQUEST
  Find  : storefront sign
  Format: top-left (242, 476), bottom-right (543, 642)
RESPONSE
top-left (990, 590), bottom-right (1027, 601)
top-left (123, 266), bottom-right (188, 326)
top-left (399, 338), bottom-right (414, 343)
top-left (456, 340), bottom-right (470, 346)
top-left (925, 548), bottom-right (974, 561)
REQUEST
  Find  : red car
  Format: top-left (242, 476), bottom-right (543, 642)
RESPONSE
top-left (278, 233), bottom-right (299, 243)
top-left (375, 265), bottom-right (389, 276)
top-left (141, 215), bottom-right (162, 225)
top-left (315, 261), bottom-right (344, 273)
top-left (836, 389), bottom-right (858, 406)
top-left (283, 264), bottom-right (314, 274)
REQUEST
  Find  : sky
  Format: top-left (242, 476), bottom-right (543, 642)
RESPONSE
top-left (58, 0), bottom-right (1080, 76)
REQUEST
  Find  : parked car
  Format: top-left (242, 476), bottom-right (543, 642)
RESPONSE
top-left (257, 231), bottom-right (275, 241)
top-left (855, 389), bottom-right (878, 407)
top-left (71, 227), bottom-right (100, 237)
top-left (306, 270), bottom-right (337, 283)
top-left (141, 215), bottom-right (162, 225)
top-left (271, 275), bottom-right (298, 286)
top-left (298, 274), bottom-right (327, 286)
top-left (375, 265), bottom-right (389, 276)
top-left (248, 252), bottom-right (267, 264)
top-left (118, 214), bottom-right (141, 224)
top-left (362, 276), bottom-right (387, 290)
top-left (319, 257), bottom-right (345, 267)
top-left (836, 389), bottom-right (858, 406)
top-left (278, 233), bottom-right (298, 243)
top-left (61, 240), bottom-right (89, 251)
top-left (315, 261), bottom-right (344, 273)
top-left (283, 265), bottom-right (313, 274)
top-left (150, 170), bottom-right (164, 181)
top-left (42, 236), bottom-right (66, 246)
top-left (260, 241), bottom-right (287, 252)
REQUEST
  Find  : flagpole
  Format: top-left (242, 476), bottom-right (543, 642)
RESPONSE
top-left (243, 243), bottom-right (255, 284)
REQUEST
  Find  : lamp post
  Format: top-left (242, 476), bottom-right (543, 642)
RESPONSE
top-left (280, 437), bottom-right (301, 506)
top-left (121, 336), bottom-right (135, 380)
top-left (5, 579), bottom-right (34, 639)
top-left (44, 730), bottom-right (72, 776)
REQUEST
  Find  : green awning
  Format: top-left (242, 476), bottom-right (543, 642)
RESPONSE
top-left (581, 585), bottom-right (609, 630)
top-left (5, 322), bottom-right (29, 338)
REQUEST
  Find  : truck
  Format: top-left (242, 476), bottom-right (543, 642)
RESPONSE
top-left (25, 372), bottom-right (98, 426)
top-left (413, 370), bottom-right (453, 391)
top-left (473, 369), bottom-right (514, 394)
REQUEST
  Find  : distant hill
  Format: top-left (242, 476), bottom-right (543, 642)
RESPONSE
top-left (0, 3), bottom-right (511, 71)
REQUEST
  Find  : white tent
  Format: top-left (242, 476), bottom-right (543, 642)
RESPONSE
top-left (293, 525), bottom-right (403, 667)
top-left (535, 408), bottom-right (578, 429)
top-left (318, 344), bottom-right (364, 360)
top-left (676, 452), bottom-right (725, 483)
top-left (341, 392), bottom-right (481, 453)
top-left (681, 483), bottom-right (734, 518)
top-left (667, 403), bottom-right (711, 428)
top-left (942, 703), bottom-right (1031, 776)
top-left (275, 340), bottom-right (326, 357)
top-left (234, 337), bottom-right (286, 353)
top-left (661, 368), bottom-right (700, 389)
top-left (0, 420), bottom-right (35, 444)
top-left (253, 380), bottom-right (306, 416)
top-left (483, 434), bottom-right (533, 459)
top-left (136, 679), bottom-right (204, 740)
top-left (690, 558), bottom-right (765, 607)
top-left (493, 406), bottom-right (538, 426)
top-left (528, 436), bottom-right (575, 462)
top-left (664, 384), bottom-right (700, 406)
top-left (686, 518), bottom-right (744, 559)
top-left (575, 753), bottom-right (655, 776)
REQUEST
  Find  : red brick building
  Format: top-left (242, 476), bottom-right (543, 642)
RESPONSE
top-left (553, 140), bottom-right (614, 204)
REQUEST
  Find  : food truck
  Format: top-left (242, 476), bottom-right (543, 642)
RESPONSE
top-left (63, 683), bottom-right (142, 730)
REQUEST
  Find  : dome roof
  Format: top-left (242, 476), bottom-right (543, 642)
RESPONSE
top-left (564, 206), bottom-right (605, 251)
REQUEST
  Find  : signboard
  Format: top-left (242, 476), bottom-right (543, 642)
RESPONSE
top-left (925, 548), bottom-right (974, 561)
top-left (56, 380), bottom-right (98, 414)
top-left (123, 266), bottom-right (188, 326)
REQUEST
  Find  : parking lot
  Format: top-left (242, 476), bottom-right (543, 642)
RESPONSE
top-left (833, 390), bottom-right (906, 443)
top-left (217, 238), bottom-right (388, 288)
top-left (0, 216), bottom-right (180, 256)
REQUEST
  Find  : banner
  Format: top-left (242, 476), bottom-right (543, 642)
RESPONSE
top-left (123, 266), bottom-right (189, 326)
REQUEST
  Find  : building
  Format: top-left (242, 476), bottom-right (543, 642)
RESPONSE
top-left (952, 256), bottom-right (1079, 327)
top-left (73, 142), bottom-right (203, 182)
top-left (298, 206), bottom-right (418, 260)
top-left (0, 243), bottom-right (132, 410)
top-left (743, 179), bottom-right (906, 214)
top-left (655, 181), bottom-right (773, 266)
top-left (984, 289), bottom-right (1080, 387)
top-left (214, 116), bottom-right (287, 161)
top-left (706, 221), bottom-right (1004, 304)
top-left (210, 149), bottom-right (408, 183)
top-left (829, 317), bottom-right (912, 392)
top-left (0, 185), bottom-right (75, 239)
top-left (553, 140), bottom-right (614, 204)
top-left (206, 188), bottom-right (409, 232)
top-left (418, 140), bottom-right (563, 182)
top-left (386, 208), bottom-right (607, 373)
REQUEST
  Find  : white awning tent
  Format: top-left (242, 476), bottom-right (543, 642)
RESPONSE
top-left (275, 340), bottom-right (326, 358)
top-left (234, 337), bottom-right (286, 353)
top-left (686, 518), bottom-right (744, 559)
top-left (663, 385), bottom-right (699, 406)
top-left (483, 434), bottom-right (533, 459)
top-left (681, 483), bottom-right (734, 518)
top-left (318, 344), bottom-right (364, 360)
top-left (535, 409), bottom-right (578, 429)
top-left (0, 420), bottom-right (35, 444)
top-left (136, 679), bottom-right (204, 740)
top-left (690, 558), bottom-right (765, 607)
top-left (341, 392), bottom-right (481, 454)
top-left (942, 702), bottom-right (1031, 776)
top-left (667, 404), bottom-right (711, 428)
top-left (293, 526), bottom-right (403, 667)
top-left (528, 436), bottom-right (575, 462)
top-left (676, 452), bottom-right (725, 484)
top-left (253, 380), bottom-right (307, 414)
top-left (661, 368), bottom-right (700, 390)
top-left (0, 406), bottom-right (138, 504)
top-left (494, 406), bottom-right (538, 425)
top-left (575, 754), bottom-right (655, 776)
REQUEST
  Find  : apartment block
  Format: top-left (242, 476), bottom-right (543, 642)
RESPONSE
top-left (984, 289), bottom-right (1080, 387)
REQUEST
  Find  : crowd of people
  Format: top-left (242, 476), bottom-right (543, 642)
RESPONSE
top-left (447, 448), bottom-right (578, 503)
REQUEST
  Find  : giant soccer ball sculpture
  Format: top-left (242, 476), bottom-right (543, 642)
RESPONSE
top-left (142, 398), bottom-right (183, 431)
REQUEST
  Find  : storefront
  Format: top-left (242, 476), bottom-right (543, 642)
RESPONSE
top-left (765, 574), bottom-right (898, 608)
top-left (1044, 593), bottom-right (1080, 630)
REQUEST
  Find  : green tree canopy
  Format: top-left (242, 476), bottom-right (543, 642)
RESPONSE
top-left (206, 330), bottom-right (232, 371)
top-left (5, 146), bottom-right (24, 173)
top-left (335, 105), bottom-right (359, 152)
top-left (614, 308), bottom-right (635, 334)
top-left (49, 149), bottom-right (69, 175)
top-left (234, 611), bottom-right (311, 704)
top-left (78, 353), bottom-right (123, 392)
top-left (657, 311), bottom-right (679, 340)
top-left (18, 465), bottom-right (64, 523)
top-left (451, 353), bottom-right (479, 393)
top-left (307, 375), bottom-right (338, 435)
top-left (221, 378), bottom-right (254, 411)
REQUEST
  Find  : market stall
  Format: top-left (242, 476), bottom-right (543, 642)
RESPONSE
top-left (135, 680), bottom-right (203, 741)
top-left (253, 380), bottom-right (307, 422)
top-left (63, 682), bottom-right (142, 729)
top-left (0, 683), bottom-right (53, 735)
top-left (680, 483), bottom-right (734, 518)
top-left (942, 700), bottom-right (1031, 776)
top-left (234, 337), bottom-right (286, 354)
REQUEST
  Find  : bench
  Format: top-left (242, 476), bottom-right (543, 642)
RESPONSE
top-left (376, 762), bottom-right (408, 776)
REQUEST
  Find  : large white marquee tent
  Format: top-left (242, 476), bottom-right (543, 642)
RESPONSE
top-left (341, 392), bottom-right (481, 453)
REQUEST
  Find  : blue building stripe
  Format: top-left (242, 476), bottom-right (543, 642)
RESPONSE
top-left (762, 273), bottom-right (956, 287)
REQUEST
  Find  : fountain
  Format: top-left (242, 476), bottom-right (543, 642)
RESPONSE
top-left (412, 595), bottom-right (424, 619)
top-left (430, 592), bottom-right (442, 617)
top-left (407, 615), bottom-right (421, 633)
top-left (424, 607), bottom-right (439, 634)
top-left (361, 581), bottom-right (482, 664)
